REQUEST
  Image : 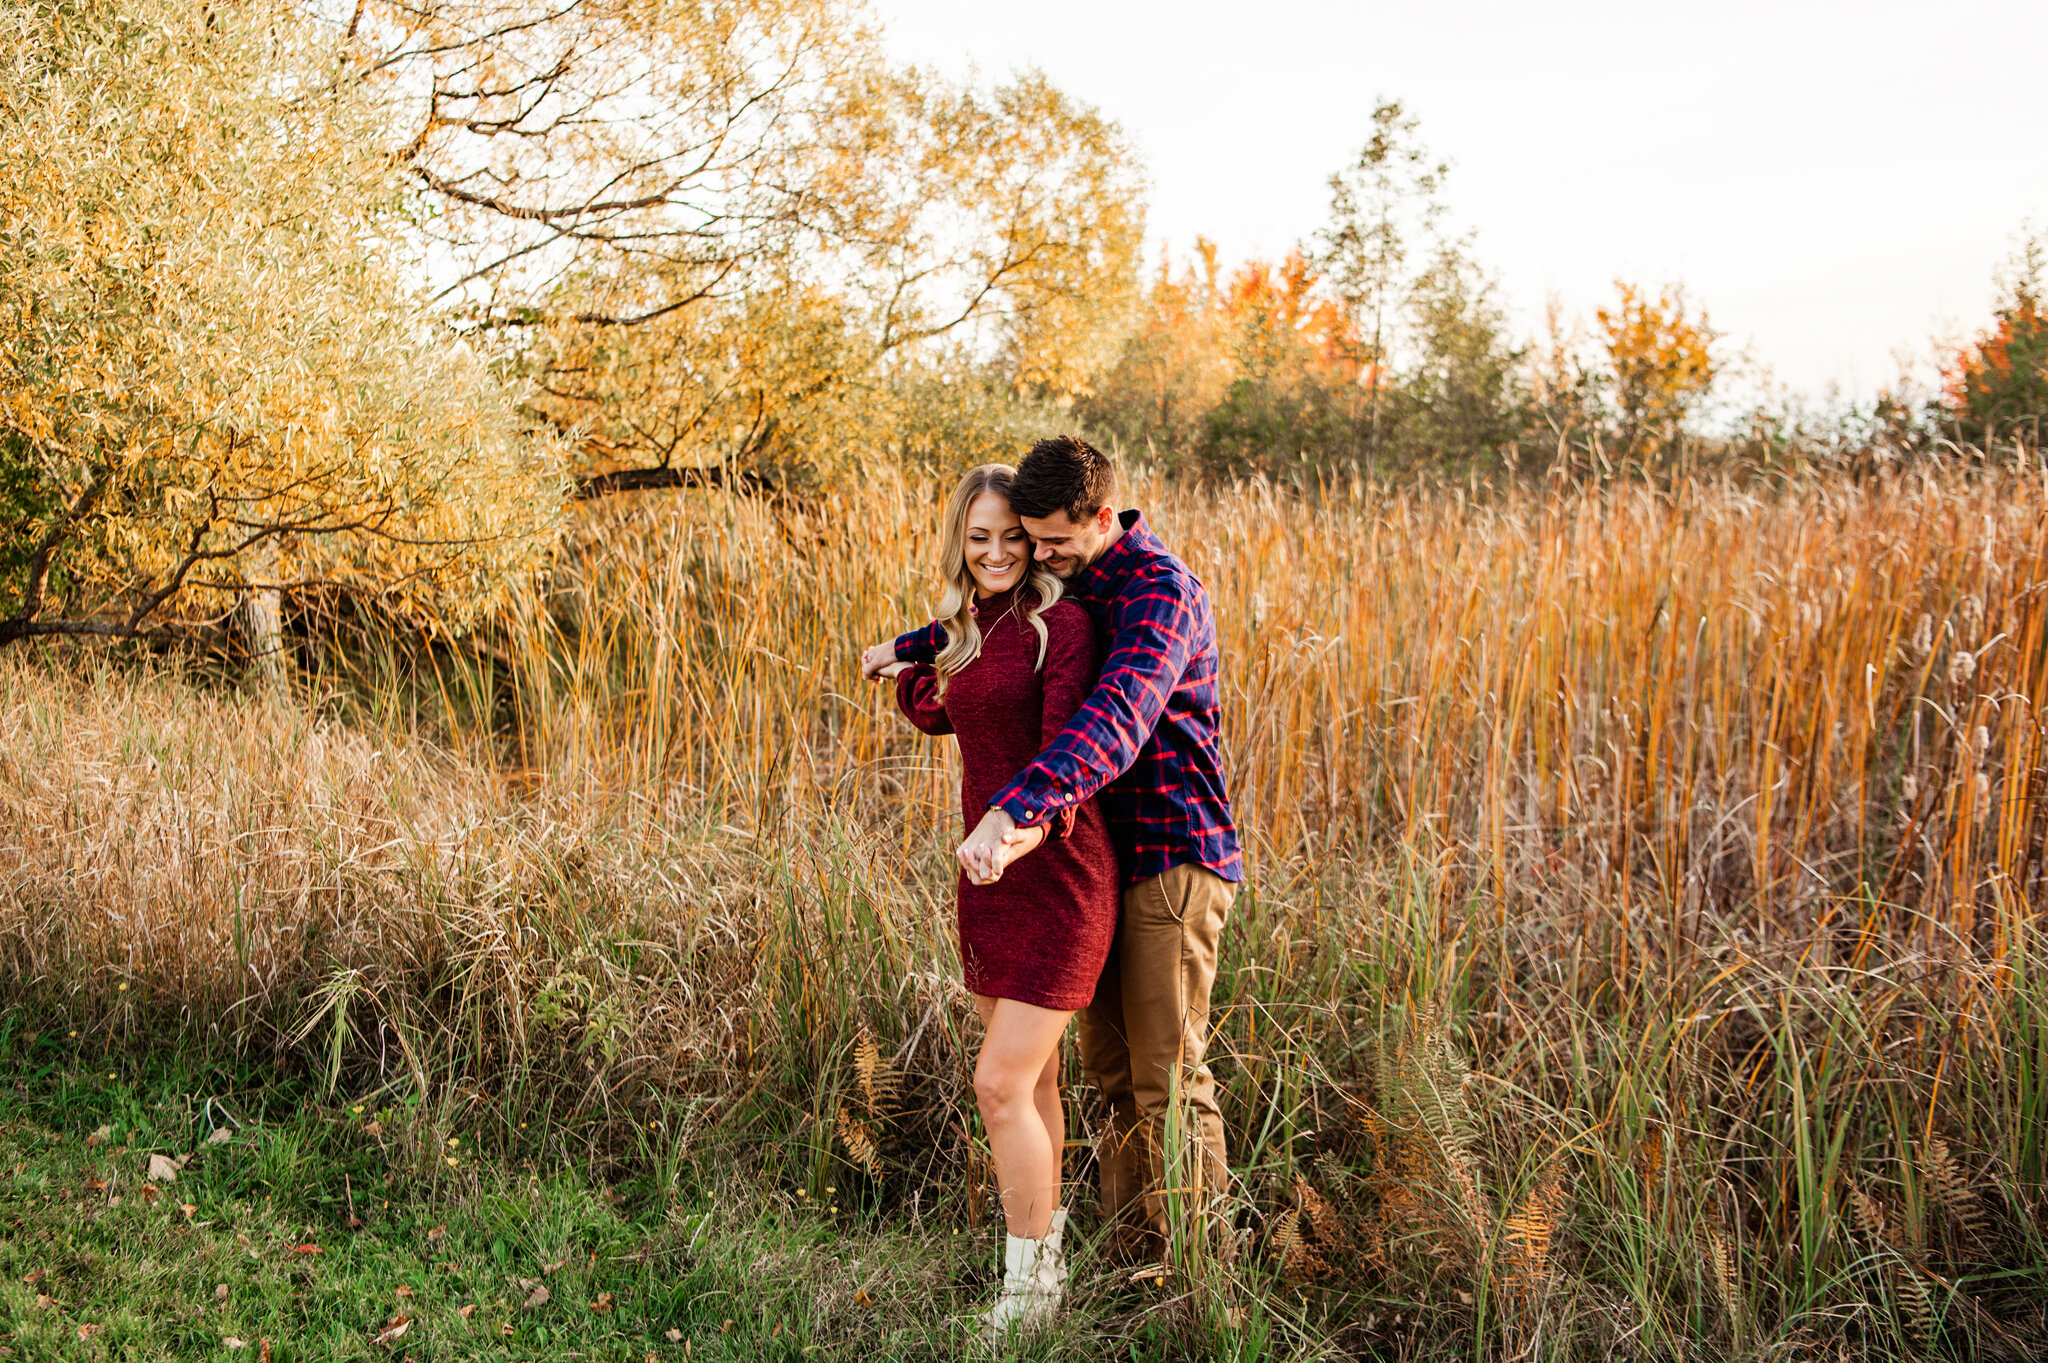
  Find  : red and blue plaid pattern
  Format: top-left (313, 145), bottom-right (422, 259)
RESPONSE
top-left (894, 510), bottom-right (1243, 886)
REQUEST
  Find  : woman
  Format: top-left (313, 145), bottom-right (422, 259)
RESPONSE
top-left (861, 464), bottom-right (1119, 1338)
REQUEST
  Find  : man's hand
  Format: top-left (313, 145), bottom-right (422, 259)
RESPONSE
top-left (957, 807), bottom-right (1047, 885)
top-left (860, 641), bottom-right (905, 680)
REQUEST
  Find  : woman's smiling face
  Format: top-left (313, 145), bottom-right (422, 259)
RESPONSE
top-left (963, 489), bottom-right (1029, 597)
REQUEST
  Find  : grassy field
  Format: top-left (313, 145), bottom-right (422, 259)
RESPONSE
top-left (4, 463), bottom-right (2048, 1359)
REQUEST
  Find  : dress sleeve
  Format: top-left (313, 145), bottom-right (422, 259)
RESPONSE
top-left (893, 663), bottom-right (953, 736)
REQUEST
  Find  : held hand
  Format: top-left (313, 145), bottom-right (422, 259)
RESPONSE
top-left (860, 641), bottom-right (900, 680)
top-left (957, 807), bottom-right (1046, 885)
top-left (997, 822), bottom-right (1048, 870)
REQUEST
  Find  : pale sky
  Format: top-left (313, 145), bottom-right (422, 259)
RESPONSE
top-left (873, 0), bottom-right (2048, 403)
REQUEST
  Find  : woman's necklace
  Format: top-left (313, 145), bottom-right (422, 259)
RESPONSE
top-left (969, 590), bottom-right (1022, 636)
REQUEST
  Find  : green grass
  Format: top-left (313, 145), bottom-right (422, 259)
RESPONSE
top-left (0, 1046), bottom-right (1310, 1362)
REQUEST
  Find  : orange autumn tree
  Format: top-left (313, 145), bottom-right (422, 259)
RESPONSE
top-left (1940, 232), bottom-right (2048, 453)
top-left (1597, 282), bottom-right (1717, 461)
top-left (1080, 241), bottom-right (1366, 478)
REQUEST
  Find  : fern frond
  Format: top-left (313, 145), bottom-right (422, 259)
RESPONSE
top-left (1699, 1219), bottom-right (1743, 1342)
top-left (1501, 1176), bottom-right (1559, 1305)
top-left (1925, 1137), bottom-right (1987, 1246)
top-left (1267, 1206), bottom-right (1327, 1278)
top-left (1849, 1180), bottom-right (1890, 1246)
top-left (1897, 1264), bottom-right (1936, 1351)
top-left (853, 1025), bottom-right (897, 1115)
top-left (835, 1103), bottom-right (880, 1177)
top-left (1293, 1174), bottom-right (1349, 1250)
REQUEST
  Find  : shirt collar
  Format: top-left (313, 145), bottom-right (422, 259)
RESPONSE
top-left (1078, 509), bottom-right (1154, 597)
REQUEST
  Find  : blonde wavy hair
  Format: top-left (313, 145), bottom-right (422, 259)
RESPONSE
top-left (933, 465), bottom-right (1065, 694)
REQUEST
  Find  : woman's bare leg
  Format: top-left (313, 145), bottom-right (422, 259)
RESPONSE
top-left (972, 994), bottom-right (1072, 1239)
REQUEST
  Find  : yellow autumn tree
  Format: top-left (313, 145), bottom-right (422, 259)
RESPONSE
top-left (1596, 282), bottom-right (1717, 460)
top-left (350, 0), bottom-right (1142, 490)
top-left (0, 0), bottom-right (567, 648)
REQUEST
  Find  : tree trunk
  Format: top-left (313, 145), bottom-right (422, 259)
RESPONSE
top-left (241, 540), bottom-right (287, 688)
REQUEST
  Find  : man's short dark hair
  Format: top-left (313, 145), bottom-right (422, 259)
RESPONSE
top-left (1009, 435), bottom-right (1117, 523)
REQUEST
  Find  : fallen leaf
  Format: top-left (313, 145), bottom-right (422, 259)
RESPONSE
top-left (216, 1283), bottom-right (230, 1300)
top-left (513, 1277), bottom-right (539, 1294)
top-left (86, 1125), bottom-right (111, 1147)
top-left (523, 1284), bottom-right (550, 1310)
top-left (540, 1259), bottom-right (567, 1274)
top-left (457, 1303), bottom-right (476, 1319)
top-left (499, 1321), bottom-right (514, 1337)
top-left (426, 1225), bottom-right (445, 1244)
top-left (363, 1120), bottom-right (384, 1136)
top-left (20, 1270), bottom-right (44, 1284)
top-left (665, 1328), bottom-right (683, 1343)
top-left (222, 1337), bottom-right (247, 1350)
top-left (140, 1184), bottom-right (162, 1204)
top-left (147, 1154), bottom-right (180, 1183)
top-left (34, 1293), bottom-right (56, 1310)
top-left (84, 1175), bottom-right (108, 1193)
top-left (395, 1285), bottom-right (414, 1298)
top-left (180, 1203), bottom-right (198, 1219)
top-left (207, 1128), bottom-right (234, 1146)
top-left (590, 1291), bottom-right (614, 1313)
top-left (290, 1244), bottom-right (323, 1255)
top-left (370, 1314), bottom-right (410, 1345)
top-left (77, 1324), bottom-right (102, 1340)
top-left (853, 1288), bottom-right (873, 1307)
top-left (260, 1340), bottom-right (272, 1363)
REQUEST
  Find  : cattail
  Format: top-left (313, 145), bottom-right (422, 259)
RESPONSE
top-left (1911, 611), bottom-right (1935, 658)
top-left (1959, 592), bottom-right (1984, 640)
top-left (1949, 649), bottom-right (1977, 686)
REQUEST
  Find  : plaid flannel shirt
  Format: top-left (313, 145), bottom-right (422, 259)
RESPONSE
top-left (894, 509), bottom-right (1243, 886)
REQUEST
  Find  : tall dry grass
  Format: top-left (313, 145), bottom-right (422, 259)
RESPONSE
top-left (521, 462), bottom-right (2048, 939)
top-left (4, 462), bottom-right (2048, 1356)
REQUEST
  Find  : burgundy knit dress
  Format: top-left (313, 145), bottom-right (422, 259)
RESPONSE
top-left (895, 590), bottom-right (1120, 1011)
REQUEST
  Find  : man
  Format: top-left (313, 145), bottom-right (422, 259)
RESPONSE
top-left (867, 435), bottom-right (1242, 1263)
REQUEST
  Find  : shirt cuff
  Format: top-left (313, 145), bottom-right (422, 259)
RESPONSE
top-left (993, 786), bottom-right (1051, 828)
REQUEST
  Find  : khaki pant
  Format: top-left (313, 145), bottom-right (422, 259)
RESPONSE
top-left (1077, 862), bottom-right (1233, 1260)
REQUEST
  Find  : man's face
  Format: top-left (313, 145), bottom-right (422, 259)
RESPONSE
top-left (1017, 505), bottom-right (1116, 580)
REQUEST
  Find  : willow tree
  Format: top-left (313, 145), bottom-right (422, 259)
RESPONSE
top-left (0, 0), bottom-right (568, 650)
top-left (347, 0), bottom-right (1143, 490)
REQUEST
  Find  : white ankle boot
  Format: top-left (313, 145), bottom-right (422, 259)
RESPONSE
top-left (979, 1208), bottom-right (1066, 1343)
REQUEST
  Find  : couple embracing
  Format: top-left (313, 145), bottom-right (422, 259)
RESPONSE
top-left (859, 435), bottom-right (1241, 1339)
